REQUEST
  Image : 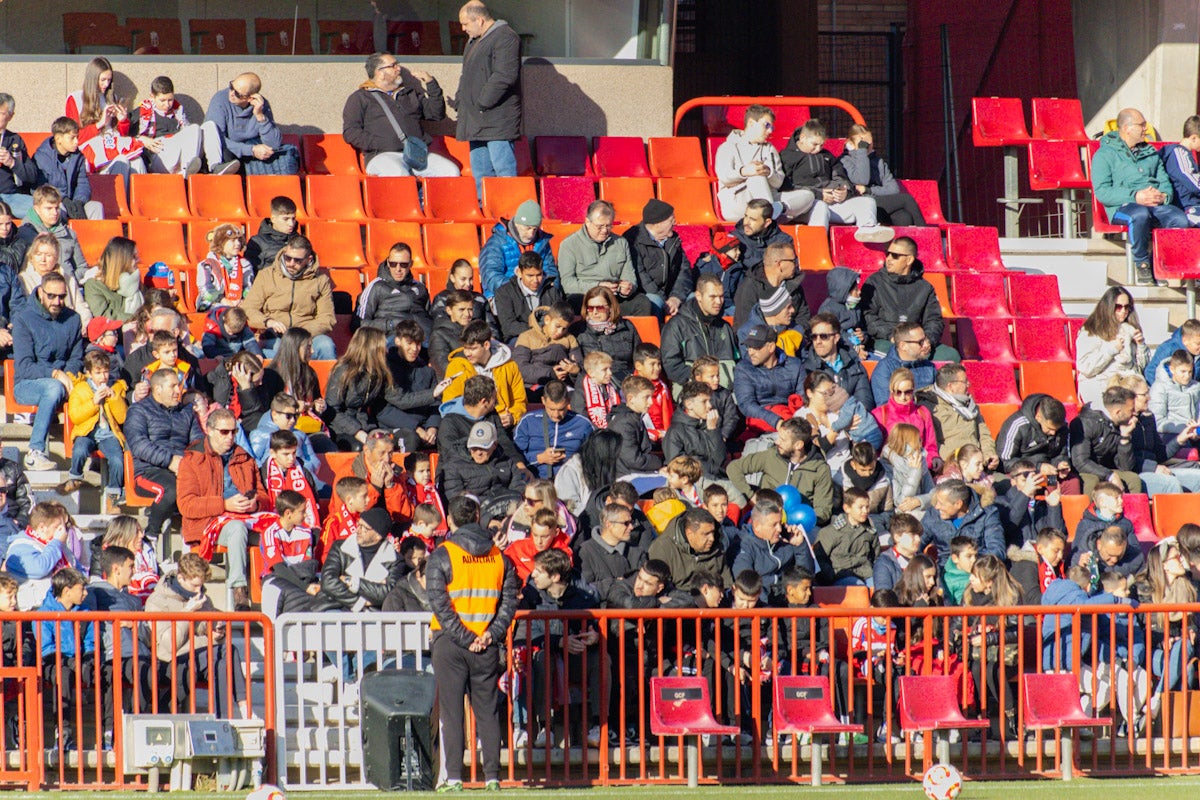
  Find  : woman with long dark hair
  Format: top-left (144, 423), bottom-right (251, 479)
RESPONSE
top-left (1076, 285), bottom-right (1148, 407)
top-left (554, 429), bottom-right (623, 517)
top-left (325, 326), bottom-right (395, 450)
top-left (262, 326), bottom-right (335, 451)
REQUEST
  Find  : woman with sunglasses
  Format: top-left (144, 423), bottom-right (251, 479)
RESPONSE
top-left (794, 371), bottom-right (881, 479)
top-left (871, 367), bottom-right (941, 472)
top-left (1076, 286), bottom-right (1148, 407)
top-left (576, 286), bottom-right (642, 384)
top-left (497, 478), bottom-right (578, 547)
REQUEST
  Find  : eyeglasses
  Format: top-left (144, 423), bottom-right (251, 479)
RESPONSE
top-left (1013, 471), bottom-right (1035, 480)
top-left (613, 519), bottom-right (634, 527)
top-left (901, 338), bottom-right (929, 346)
top-left (1114, 302), bottom-right (1131, 311)
top-left (775, 258), bottom-right (797, 265)
top-left (885, 251), bottom-right (911, 259)
top-left (524, 496), bottom-right (541, 505)
top-left (387, 260), bottom-right (412, 269)
top-left (281, 254), bottom-right (309, 264)
top-left (378, 62), bottom-right (401, 71)
top-left (228, 82), bottom-right (253, 100)
top-left (212, 428), bottom-right (237, 436)
top-left (586, 304), bottom-right (608, 311)
top-left (278, 411), bottom-right (299, 420)
top-left (587, 220), bottom-right (614, 230)
top-left (811, 332), bottom-right (837, 340)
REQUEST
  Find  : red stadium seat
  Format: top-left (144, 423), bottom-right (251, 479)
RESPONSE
top-left (800, 272), bottom-right (831, 310)
top-left (424, 223), bottom-right (481, 270)
top-left (69, 219), bottom-right (124, 266)
top-left (305, 221), bottom-right (367, 268)
top-left (1019, 361), bottom-right (1078, 407)
top-left (648, 137), bottom-right (708, 178)
top-left (126, 17), bottom-right (184, 54)
top-left (302, 133), bottom-right (362, 176)
top-left (423, 176), bottom-right (485, 221)
top-left (88, 173), bottom-right (132, 222)
top-left (648, 676), bottom-right (738, 787)
top-left (772, 676), bottom-right (863, 786)
top-left (1154, 229), bottom-right (1200, 315)
top-left (897, 675), bottom-right (990, 734)
top-left (1067, 317), bottom-right (1085, 357)
top-left (823, 138), bottom-right (846, 158)
top-left (674, 225), bottom-right (714, 266)
top-left (363, 176), bottom-right (426, 222)
top-left (1007, 273), bottom-right (1067, 318)
top-left (254, 17), bottom-right (314, 54)
top-left (961, 361), bottom-right (1021, 404)
top-left (945, 226), bottom-right (1004, 271)
top-left (831, 226), bottom-right (945, 272)
top-left (951, 273), bottom-right (1011, 318)
top-left (188, 175), bottom-right (249, 222)
top-left (1021, 672), bottom-right (1111, 779)
top-left (898, 179), bottom-right (959, 230)
top-left (246, 175), bottom-right (309, 222)
top-left (599, 178), bottom-right (655, 224)
top-left (63, 12), bottom-right (126, 54)
top-left (386, 20), bottom-right (443, 55)
top-left (319, 20), bottom-right (374, 55)
top-left (1012, 317), bottom-right (1072, 362)
top-left (1027, 140), bottom-right (1090, 191)
top-left (592, 136), bottom-right (651, 178)
top-left (481, 177), bottom-right (538, 221)
top-left (1123, 493), bottom-right (1157, 547)
top-left (540, 177), bottom-right (595, 223)
top-left (130, 174), bottom-right (197, 221)
top-left (657, 178), bottom-right (721, 225)
top-left (1031, 97), bottom-right (1090, 142)
top-left (304, 175), bottom-right (366, 221)
top-left (534, 136), bottom-right (593, 177)
top-left (428, 135), bottom-right (473, 176)
top-left (366, 221), bottom-right (428, 270)
top-left (128, 220), bottom-right (189, 266)
top-left (971, 97), bottom-right (1033, 146)
top-left (705, 137), bottom-right (723, 177)
top-left (188, 18), bottom-right (249, 54)
top-left (956, 318), bottom-right (1017, 366)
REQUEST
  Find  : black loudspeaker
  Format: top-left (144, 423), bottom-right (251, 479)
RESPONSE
top-left (359, 669), bottom-right (437, 790)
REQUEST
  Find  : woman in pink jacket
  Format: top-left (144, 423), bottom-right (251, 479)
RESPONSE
top-left (871, 368), bottom-right (943, 472)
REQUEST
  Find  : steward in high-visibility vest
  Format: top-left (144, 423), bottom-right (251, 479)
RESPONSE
top-left (426, 508), bottom-right (519, 791)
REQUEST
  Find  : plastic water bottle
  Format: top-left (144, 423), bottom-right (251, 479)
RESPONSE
top-left (251, 758), bottom-right (263, 788)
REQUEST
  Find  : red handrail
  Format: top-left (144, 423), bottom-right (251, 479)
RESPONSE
top-left (673, 96), bottom-right (867, 136)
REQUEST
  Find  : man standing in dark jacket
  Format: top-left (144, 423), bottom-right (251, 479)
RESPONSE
top-left (660, 274), bottom-right (738, 386)
top-left (427, 495), bottom-right (520, 792)
top-left (802, 312), bottom-right (874, 410)
top-left (456, 2), bottom-right (523, 195)
top-left (355, 244), bottom-right (432, 336)
top-left (994, 460), bottom-right (1065, 550)
top-left (125, 370), bottom-right (203, 543)
top-left (1069, 386), bottom-right (1143, 495)
top-left (860, 236), bottom-right (955, 360)
top-left (624, 199), bottom-right (694, 319)
top-left (342, 51), bottom-right (458, 177)
top-left (732, 240), bottom-right (811, 331)
top-left (12, 271), bottom-right (81, 470)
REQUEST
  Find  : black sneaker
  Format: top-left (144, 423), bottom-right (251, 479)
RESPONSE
top-left (1136, 262), bottom-right (1155, 286)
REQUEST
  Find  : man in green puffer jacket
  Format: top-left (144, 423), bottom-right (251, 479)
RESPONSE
top-left (1091, 108), bottom-right (1189, 286)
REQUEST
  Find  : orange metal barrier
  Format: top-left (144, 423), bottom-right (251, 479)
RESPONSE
top-left (673, 96), bottom-right (867, 137)
top-left (0, 610), bottom-right (273, 790)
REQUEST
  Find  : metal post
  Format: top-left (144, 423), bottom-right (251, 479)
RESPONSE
top-left (940, 25), bottom-right (963, 223)
top-left (886, 23), bottom-right (905, 175)
top-left (1062, 189), bottom-right (1077, 239)
top-left (1061, 734), bottom-right (1074, 781)
top-left (810, 736), bottom-right (823, 787)
top-left (1187, 280), bottom-right (1196, 320)
top-left (935, 731), bottom-right (949, 765)
top-left (687, 738), bottom-right (699, 788)
top-left (1003, 146), bottom-right (1022, 237)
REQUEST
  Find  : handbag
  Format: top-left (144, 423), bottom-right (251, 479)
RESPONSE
top-left (370, 91), bottom-right (429, 172)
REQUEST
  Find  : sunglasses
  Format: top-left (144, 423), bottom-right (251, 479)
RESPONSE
top-left (586, 304), bottom-right (608, 311)
top-left (42, 291), bottom-right (67, 300)
top-left (524, 496), bottom-right (541, 505)
top-left (1114, 302), bottom-right (1131, 310)
top-left (387, 260), bottom-right (412, 268)
top-left (228, 82), bottom-right (253, 100)
top-left (212, 427), bottom-right (238, 436)
top-left (367, 430), bottom-right (394, 441)
top-left (282, 254), bottom-right (310, 264)
top-left (892, 389), bottom-right (915, 397)
top-left (811, 332), bottom-right (837, 340)
top-left (278, 411), bottom-right (299, 420)
top-left (885, 251), bottom-right (911, 259)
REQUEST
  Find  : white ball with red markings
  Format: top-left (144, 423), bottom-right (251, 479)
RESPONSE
top-left (246, 784), bottom-right (286, 800)
top-left (922, 763), bottom-right (962, 800)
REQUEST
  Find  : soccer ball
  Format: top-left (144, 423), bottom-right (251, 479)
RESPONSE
top-left (922, 763), bottom-right (962, 800)
top-left (246, 784), bottom-right (286, 800)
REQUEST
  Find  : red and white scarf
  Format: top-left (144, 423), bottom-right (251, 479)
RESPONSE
top-left (265, 457), bottom-right (319, 528)
top-left (21, 525), bottom-right (71, 573)
top-left (318, 504), bottom-right (358, 565)
top-left (1039, 557), bottom-right (1065, 593)
top-left (644, 377), bottom-right (673, 442)
top-left (80, 129), bottom-right (144, 173)
top-left (199, 255), bottom-right (249, 306)
top-left (259, 517), bottom-right (314, 577)
top-left (129, 543), bottom-right (159, 602)
top-left (137, 97), bottom-right (188, 138)
top-left (580, 375), bottom-right (619, 429)
top-left (406, 478), bottom-right (447, 534)
top-left (198, 511), bottom-right (273, 561)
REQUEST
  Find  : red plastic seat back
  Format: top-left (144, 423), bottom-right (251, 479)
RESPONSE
top-left (648, 677), bottom-right (733, 736)
top-left (1007, 273), bottom-right (1066, 318)
top-left (1028, 140), bottom-right (1090, 191)
top-left (956, 318), bottom-right (1017, 365)
top-left (773, 676), bottom-right (841, 729)
top-left (535, 136), bottom-right (592, 177)
top-left (1122, 493), bottom-right (1157, 545)
top-left (951, 273), bottom-right (1011, 318)
top-left (540, 177), bottom-right (595, 223)
top-left (1031, 97), bottom-right (1089, 141)
top-left (1153, 228), bottom-right (1200, 281)
top-left (946, 226), bottom-right (1004, 272)
top-left (830, 227), bottom-right (888, 272)
top-left (971, 97), bottom-right (1032, 147)
top-left (592, 136), bottom-right (651, 178)
top-left (961, 361), bottom-right (1021, 405)
top-left (1012, 317), bottom-right (1072, 362)
top-left (898, 675), bottom-right (973, 730)
top-left (1021, 672), bottom-right (1089, 724)
top-left (899, 179), bottom-right (955, 229)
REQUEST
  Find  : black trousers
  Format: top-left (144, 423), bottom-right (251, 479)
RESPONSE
top-left (874, 192), bottom-right (926, 227)
top-left (432, 632), bottom-right (503, 783)
top-left (134, 465), bottom-right (178, 538)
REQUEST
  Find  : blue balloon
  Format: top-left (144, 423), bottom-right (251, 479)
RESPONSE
top-left (789, 503), bottom-right (818, 535)
top-left (776, 485), bottom-right (803, 516)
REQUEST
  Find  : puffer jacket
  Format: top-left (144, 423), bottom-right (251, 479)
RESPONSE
top-left (325, 364), bottom-right (392, 440)
top-left (556, 227), bottom-right (635, 297)
top-left (124, 397), bottom-right (203, 473)
top-left (662, 407), bottom-right (727, 479)
top-left (342, 82), bottom-right (444, 165)
top-left (930, 390), bottom-right (997, 462)
top-left (176, 438), bottom-right (270, 545)
top-left (1145, 327), bottom-right (1198, 384)
top-left (919, 492), bottom-right (1006, 567)
top-left (512, 309), bottom-right (581, 385)
top-left (1069, 403), bottom-right (1136, 479)
top-left (442, 340), bottom-right (528, 423)
top-left (355, 262), bottom-right (432, 335)
top-left (714, 129), bottom-right (786, 216)
top-left (995, 393), bottom-right (1070, 472)
top-left (242, 253), bottom-right (335, 337)
top-left (425, 522), bottom-right (521, 647)
top-left (840, 144), bottom-right (902, 196)
top-left (730, 524), bottom-right (815, 598)
top-left (624, 224), bottom-right (694, 303)
top-left (12, 293), bottom-right (84, 379)
top-left (577, 319), bottom-right (641, 384)
top-left (244, 219), bottom-right (291, 273)
top-left (801, 339), bottom-right (874, 411)
top-left (17, 265), bottom-right (90, 329)
top-left (67, 374), bottom-right (128, 447)
top-left (779, 136), bottom-right (850, 191)
top-left (731, 262), bottom-right (812, 331)
top-left (492, 273), bottom-right (565, 342)
top-left (1148, 372), bottom-right (1200, 435)
top-left (1075, 323), bottom-right (1149, 408)
top-left (439, 450), bottom-right (520, 500)
top-left (479, 219), bottom-right (557, 299)
top-left (861, 260), bottom-right (943, 347)
top-left (726, 446), bottom-right (834, 525)
top-left (0, 457), bottom-right (32, 530)
top-left (659, 297), bottom-right (738, 386)
top-left (732, 349), bottom-right (806, 428)
top-left (144, 576), bottom-right (217, 661)
top-left (0, 229), bottom-right (28, 273)
top-left (429, 316), bottom-right (466, 377)
top-left (814, 513), bottom-right (878, 582)
top-left (647, 515), bottom-right (734, 591)
top-left (201, 306), bottom-right (263, 358)
top-left (817, 266), bottom-right (864, 341)
top-left (1091, 129), bottom-right (1174, 218)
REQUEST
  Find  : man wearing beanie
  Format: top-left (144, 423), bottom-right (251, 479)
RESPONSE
top-left (625, 198), bottom-right (694, 319)
top-left (319, 505), bottom-right (403, 612)
top-left (737, 284), bottom-right (803, 356)
top-left (480, 198), bottom-right (557, 299)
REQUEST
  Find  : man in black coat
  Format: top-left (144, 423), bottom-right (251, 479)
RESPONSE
top-left (624, 199), bottom-right (694, 320)
top-left (801, 312), bottom-right (874, 410)
top-left (1069, 386), bottom-right (1142, 495)
top-left (320, 507), bottom-right (404, 610)
top-left (355, 246), bottom-right (433, 337)
top-left (456, 2), bottom-right (523, 193)
top-left (995, 393), bottom-right (1070, 476)
top-left (994, 460), bottom-right (1066, 550)
top-left (438, 375), bottom-right (531, 478)
top-left (663, 381), bottom-right (727, 479)
top-left (731, 239), bottom-right (811, 332)
top-left (440, 420), bottom-right (522, 501)
top-left (491, 254), bottom-right (565, 343)
top-left (860, 235), bottom-right (953, 359)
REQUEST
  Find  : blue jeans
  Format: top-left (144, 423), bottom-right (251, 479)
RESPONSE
top-left (14, 377), bottom-right (67, 453)
top-left (242, 143), bottom-right (301, 176)
top-left (1112, 203), bottom-right (1190, 263)
top-left (69, 427), bottom-right (124, 491)
top-left (468, 140), bottom-right (517, 195)
top-left (1140, 466), bottom-right (1200, 496)
top-left (0, 193), bottom-right (31, 220)
top-left (261, 332), bottom-right (336, 360)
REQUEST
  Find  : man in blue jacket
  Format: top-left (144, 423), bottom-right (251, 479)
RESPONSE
top-left (730, 489), bottom-right (815, 600)
top-left (733, 323), bottom-right (806, 431)
top-left (1144, 318), bottom-right (1200, 383)
top-left (12, 271), bottom-right (82, 471)
top-left (919, 480), bottom-right (1005, 568)
top-left (479, 200), bottom-right (556, 299)
top-left (124, 370), bottom-right (203, 544)
top-left (31, 117), bottom-right (99, 220)
top-left (870, 321), bottom-right (936, 407)
top-left (1091, 107), bottom-right (1188, 285)
top-left (512, 380), bottom-right (592, 479)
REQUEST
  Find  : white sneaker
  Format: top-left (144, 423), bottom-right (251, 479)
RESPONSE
top-left (533, 727), bottom-right (548, 748)
top-left (853, 225), bottom-right (896, 244)
top-left (23, 450), bottom-right (54, 471)
top-left (511, 728), bottom-right (528, 749)
top-left (12, 413), bottom-right (30, 425)
top-left (586, 726), bottom-right (602, 747)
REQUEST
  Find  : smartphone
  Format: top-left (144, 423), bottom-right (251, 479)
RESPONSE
top-left (1046, 476), bottom-right (1058, 488)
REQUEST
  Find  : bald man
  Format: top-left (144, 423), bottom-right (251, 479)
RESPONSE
top-left (1091, 107), bottom-right (1188, 286)
top-left (456, 2), bottom-right (522, 194)
top-left (203, 72), bottom-right (299, 175)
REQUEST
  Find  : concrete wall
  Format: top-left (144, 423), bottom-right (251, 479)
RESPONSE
top-left (1074, 0), bottom-right (1200, 138)
top-left (0, 56), bottom-right (673, 139)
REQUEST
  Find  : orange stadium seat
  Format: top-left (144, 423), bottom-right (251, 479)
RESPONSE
top-left (305, 221), bottom-right (367, 269)
top-left (254, 17), bottom-right (314, 55)
top-left (424, 223), bottom-right (480, 270)
top-left (1019, 360), bottom-right (1078, 407)
top-left (946, 226), bottom-right (1005, 271)
top-left (302, 133), bottom-right (362, 176)
top-left (1007, 273), bottom-right (1067, 318)
top-left (648, 137), bottom-right (708, 178)
top-left (538, 222), bottom-right (574, 261)
top-left (592, 136), bottom-right (651, 178)
top-left (978, 403), bottom-right (1018, 440)
top-left (366, 221), bottom-right (428, 270)
top-left (787, 226), bottom-right (835, 272)
top-left (627, 316), bottom-right (660, 346)
top-left (1012, 317), bottom-right (1072, 362)
top-left (20, 131), bottom-right (50, 155)
top-left (327, 267), bottom-right (365, 314)
top-left (187, 219), bottom-right (241, 262)
top-left (535, 136), bottom-right (593, 177)
top-left (130, 174), bottom-right (197, 221)
top-left (657, 178), bottom-right (721, 225)
top-left (246, 175), bottom-right (309, 222)
top-left (482, 177), bottom-right (538, 221)
top-left (599, 178), bottom-right (655, 224)
top-left (429, 135), bottom-right (472, 176)
top-left (128, 220), bottom-right (189, 266)
top-left (305, 175), bottom-right (366, 221)
top-left (540, 177), bottom-right (595, 223)
top-left (310, 360), bottom-right (337, 395)
top-left (69, 219), bottom-right (123, 266)
top-left (87, 174), bottom-right (131, 221)
top-left (1031, 97), bottom-right (1089, 142)
top-left (961, 361), bottom-right (1020, 405)
top-left (423, 176), bottom-right (484, 222)
top-left (1061, 493), bottom-right (1088, 541)
top-left (924, 273), bottom-right (956, 320)
top-left (363, 176), bottom-right (426, 222)
top-left (126, 17), bottom-right (184, 54)
top-left (705, 137), bottom-right (722, 176)
top-left (188, 175), bottom-right (250, 222)
top-left (188, 18), bottom-right (249, 54)
top-left (951, 272), bottom-right (1011, 318)
top-left (1152, 494), bottom-right (1200, 542)
top-left (956, 318), bottom-right (1017, 366)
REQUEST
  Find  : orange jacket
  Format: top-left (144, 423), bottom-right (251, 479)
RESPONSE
top-left (176, 440), bottom-right (271, 545)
